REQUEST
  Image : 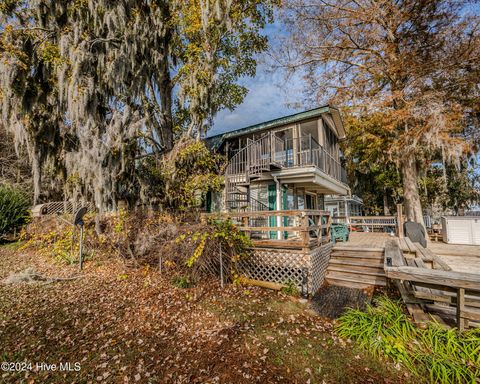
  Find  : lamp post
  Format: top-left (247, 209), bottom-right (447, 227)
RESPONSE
top-left (73, 207), bottom-right (88, 270)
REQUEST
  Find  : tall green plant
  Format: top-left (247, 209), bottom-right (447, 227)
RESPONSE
top-left (0, 184), bottom-right (30, 238)
top-left (337, 296), bottom-right (480, 383)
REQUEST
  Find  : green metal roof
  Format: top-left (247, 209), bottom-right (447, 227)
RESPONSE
top-left (206, 105), bottom-right (344, 150)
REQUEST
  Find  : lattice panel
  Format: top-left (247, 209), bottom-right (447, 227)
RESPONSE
top-left (238, 244), bottom-right (333, 295)
top-left (238, 249), bottom-right (309, 290)
top-left (309, 243), bottom-right (333, 294)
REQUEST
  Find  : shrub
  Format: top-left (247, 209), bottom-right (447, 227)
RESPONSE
top-left (172, 275), bottom-right (193, 288)
top-left (336, 295), bottom-right (480, 383)
top-left (0, 184), bottom-right (31, 239)
top-left (281, 280), bottom-right (300, 296)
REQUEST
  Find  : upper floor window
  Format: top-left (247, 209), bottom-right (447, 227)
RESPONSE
top-left (323, 122), bottom-right (338, 159)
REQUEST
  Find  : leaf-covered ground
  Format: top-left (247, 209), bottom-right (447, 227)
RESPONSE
top-left (0, 244), bottom-right (413, 383)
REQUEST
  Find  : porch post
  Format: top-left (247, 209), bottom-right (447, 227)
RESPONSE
top-left (276, 178), bottom-right (282, 240)
top-left (397, 203), bottom-right (404, 238)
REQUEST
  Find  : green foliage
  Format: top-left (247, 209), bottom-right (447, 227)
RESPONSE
top-left (20, 225), bottom-right (83, 265)
top-left (172, 0), bottom-right (278, 128)
top-left (0, 0), bottom-right (277, 209)
top-left (208, 218), bottom-right (253, 261)
top-left (419, 161), bottom-right (479, 215)
top-left (0, 183), bottom-right (30, 238)
top-left (139, 140), bottom-right (225, 210)
top-left (178, 218), bottom-right (252, 272)
top-left (337, 295), bottom-right (480, 383)
top-left (281, 280), bottom-right (299, 296)
top-left (186, 231), bottom-right (208, 267)
top-left (342, 112), bottom-right (402, 214)
top-left (172, 275), bottom-right (193, 289)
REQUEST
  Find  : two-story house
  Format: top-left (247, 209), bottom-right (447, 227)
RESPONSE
top-left (206, 105), bottom-right (350, 213)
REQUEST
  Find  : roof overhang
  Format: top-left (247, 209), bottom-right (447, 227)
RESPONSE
top-left (271, 166), bottom-right (350, 196)
top-left (206, 105), bottom-right (346, 150)
top-left (325, 195), bottom-right (363, 204)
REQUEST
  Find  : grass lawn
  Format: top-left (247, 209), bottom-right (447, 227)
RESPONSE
top-left (0, 245), bottom-right (413, 383)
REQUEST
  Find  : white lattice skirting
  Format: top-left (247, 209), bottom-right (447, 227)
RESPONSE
top-left (238, 242), bottom-right (333, 295)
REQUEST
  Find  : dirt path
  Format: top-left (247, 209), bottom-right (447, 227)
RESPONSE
top-left (0, 245), bottom-right (413, 383)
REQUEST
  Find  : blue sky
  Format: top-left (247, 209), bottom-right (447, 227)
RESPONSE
top-left (209, 19), bottom-right (303, 137)
top-left (209, 69), bottom-right (300, 136)
top-left (209, 2), bottom-right (480, 138)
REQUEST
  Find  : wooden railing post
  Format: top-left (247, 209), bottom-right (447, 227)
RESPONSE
top-left (457, 288), bottom-right (465, 332)
top-left (242, 216), bottom-right (249, 239)
top-left (324, 214), bottom-right (331, 243)
top-left (397, 204), bottom-right (404, 238)
top-left (309, 134), bottom-right (313, 164)
top-left (301, 213), bottom-right (309, 250)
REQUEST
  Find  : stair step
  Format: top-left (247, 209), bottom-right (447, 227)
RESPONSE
top-left (330, 251), bottom-right (384, 259)
top-left (328, 259), bottom-right (384, 268)
top-left (327, 266), bottom-right (385, 278)
top-left (331, 248), bottom-right (384, 254)
top-left (325, 277), bottom-right (377, 290)
top-left (326, 271), bottom-right (387, 286)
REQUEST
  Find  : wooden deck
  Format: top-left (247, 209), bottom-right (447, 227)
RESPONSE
top-left (330, 232), bottom-right (480, 329)
top-left (334, 232), bottom-right (394, 250)
top-left (428, 242), bottom-right (480, 275)
top-left (335, 233), bottom-right (480, 274)
top-left (328, 232), bottom-right (391, 289)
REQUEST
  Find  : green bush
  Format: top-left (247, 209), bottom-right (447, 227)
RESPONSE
top-left (281, 280), bottom-right (300, 296)
top-left (0, 184), bottom-right (31, 239)
top-left (172, 275), bottom-right (193, 288)
top-left (336, 295), bottom-right (480, 383)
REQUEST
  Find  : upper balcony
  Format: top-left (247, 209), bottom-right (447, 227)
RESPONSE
top-left (274, 135), bottom-right (348, 184)
top-left (226, 132), bottom-right (349, 195)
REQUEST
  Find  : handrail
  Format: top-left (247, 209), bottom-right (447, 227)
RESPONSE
top-left (204, 209), bottom-right (332, 249)
top-left (211, 209), bottom-right (331, 218)
top-left (333, 215), bottom-right (398, 233)
top-left (283, 135), bottom-right (346, 183)
top-left (249, 194), bottom-right (270, 211)
top-left (384, 239), bottom-right (480, 330)
top-left (224, 133), bottom-right (348, 212)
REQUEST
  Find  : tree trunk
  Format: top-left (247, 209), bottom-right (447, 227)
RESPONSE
top-left (400, 156), bottom-right (425, 229)
top-left (383, 188), bottom-right (390, 215)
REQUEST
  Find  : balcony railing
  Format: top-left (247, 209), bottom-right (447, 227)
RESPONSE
top-left (226, 133), bottom-right (348, 186)
top-left (275, 135), bottom-right (347, 184)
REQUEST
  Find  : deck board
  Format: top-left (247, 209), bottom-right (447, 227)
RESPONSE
top-left (428, 242), bottom-right (480, 274)
top-left (336, 233), bottom-right (480, 275)
top-left (334, 232), bottom-right (393, 250)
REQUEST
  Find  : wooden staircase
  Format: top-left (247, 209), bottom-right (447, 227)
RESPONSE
top-left (225, 132), bottom-right (284, 212)
top-left (325, 246), bottom-right (387, 289)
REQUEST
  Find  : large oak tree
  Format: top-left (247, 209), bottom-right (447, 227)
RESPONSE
top-left (0, 0), bottom-right (277, 210)
top-left (277, 0), bottom-right (479, 226)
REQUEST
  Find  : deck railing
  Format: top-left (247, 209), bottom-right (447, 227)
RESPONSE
top-left (204, 209), bottom-right (332, 249)
top-left (385, 239), bottom-right (480, 331)
top-left (227, 132), bottom-right (347, 185)
top-left (333, 215), bottom-right (398, 233)
top-left (282, 136), bottom-right (347, 183)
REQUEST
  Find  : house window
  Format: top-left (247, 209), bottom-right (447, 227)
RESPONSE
top-left (300, 120), bottom-right (318, 142)
top-left (250, 183), bottom-right (269, 210)
top-left (285, 188), bottom-right (295, 210)
top-left (317, 195), bottom-right (325, 210)
top-left (297, 191), bottom-right (305, 210)
top-left (323, 123), bottom-right (339, 159)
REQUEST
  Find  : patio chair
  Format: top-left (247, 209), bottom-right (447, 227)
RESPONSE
top-left (331, 223), bottom-right (349, 243)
